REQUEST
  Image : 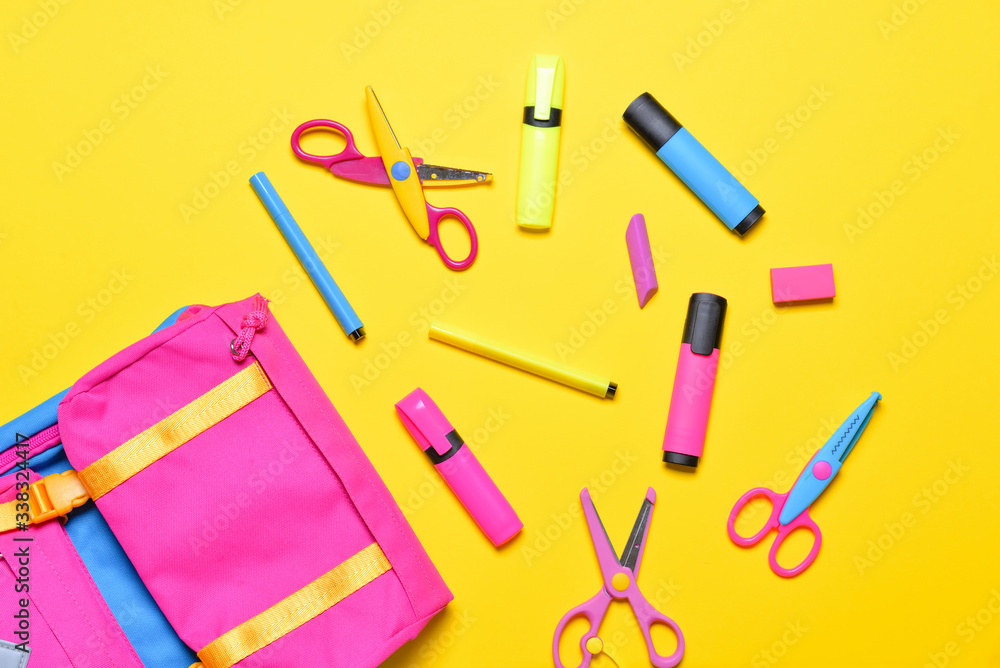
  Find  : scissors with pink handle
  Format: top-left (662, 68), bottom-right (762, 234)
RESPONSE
top-left (553, 488), bottom-right (684, 668)
top-left (727, 392), bottom-right (881, 578)
top-left (291, 87), bottom-right (491, 271)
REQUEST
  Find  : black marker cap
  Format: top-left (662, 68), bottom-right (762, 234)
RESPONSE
top-left (734, 204), bottom-right (765, 236)
top-left (623, 92), bottom-right (683, 152)
top-left (681, 293), bottom-right (727, 356)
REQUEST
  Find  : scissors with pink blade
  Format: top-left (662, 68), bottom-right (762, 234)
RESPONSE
top-left (727, 392), bottom-right (881, 578)
top-left (553, 487), bottom-right (684, 668)
top-left (291, 87), bottom-right (491, 271)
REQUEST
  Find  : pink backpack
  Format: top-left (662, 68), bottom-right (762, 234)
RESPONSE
top-left (0, 295), bottom-right (451, 667)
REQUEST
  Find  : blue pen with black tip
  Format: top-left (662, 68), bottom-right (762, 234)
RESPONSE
top-left (250, 171), bottom-right (365, 341)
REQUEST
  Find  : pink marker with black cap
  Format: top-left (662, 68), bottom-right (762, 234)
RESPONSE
top-left (395, 388), bottom-right (522, 547)
top-left (662, 293), bottom-right (727, 468)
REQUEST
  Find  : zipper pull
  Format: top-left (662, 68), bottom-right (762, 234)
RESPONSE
top-left (230, 295), bottom-right (270, 361)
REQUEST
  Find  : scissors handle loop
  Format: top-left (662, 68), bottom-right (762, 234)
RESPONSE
top-left (629, 592), bottom-right (685, 668)
top-left (768, 512), bottom-right (822, 578)
top-left (291, 119), bottom-right (364, 170)
top-left (727, 487), bottom-right (784, 547)
top-left (728, 487), bottom-right (823, 577)
top-left (552, 591), bottom-right (611, 668)
top-left (425, 203), bottom-right (479, 271)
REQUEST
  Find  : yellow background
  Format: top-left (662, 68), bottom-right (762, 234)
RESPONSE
top-left (2, 0), bottom-right (999, 666)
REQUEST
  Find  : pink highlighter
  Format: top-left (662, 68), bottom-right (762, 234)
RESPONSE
top-left (395, 388), bottom-right (522, 547)
top-left (662, 293), bottom-right (727, 468)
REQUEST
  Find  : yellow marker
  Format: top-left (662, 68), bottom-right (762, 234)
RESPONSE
top-left (429, 321), bottom-right (616, 399)
top-left (516, 55), bottom-right (565, 230)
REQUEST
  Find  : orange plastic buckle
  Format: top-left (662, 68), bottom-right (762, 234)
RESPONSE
top-left (27, 471), bottom-right (90, 524)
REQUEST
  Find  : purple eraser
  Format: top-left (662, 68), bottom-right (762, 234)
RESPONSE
top-left (626, 214), bottom-right (658, 308)
top-left (770, 264), bottom-right (836, 303)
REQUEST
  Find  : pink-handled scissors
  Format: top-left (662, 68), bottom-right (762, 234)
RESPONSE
top-left (727, 392), bottom-right (881, 577)
top-left (553, 488), bottom-right (684, 668)
top-left (290, 92), bottom-right (491, 271)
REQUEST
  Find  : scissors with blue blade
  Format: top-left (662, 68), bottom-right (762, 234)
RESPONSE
top-left (553, 487), bottom-right (684, 668)
top-left (291, 86), bottom-right (491, 271)
top-left (727, 392), bottom-right (882, 577)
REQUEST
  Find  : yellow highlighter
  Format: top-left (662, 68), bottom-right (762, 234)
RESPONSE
top-left (516, 55), bottom-right (565, 229)
top-left (429, 321), bottom-right (616, 399)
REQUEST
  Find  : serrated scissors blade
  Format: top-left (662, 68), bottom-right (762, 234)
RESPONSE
top-left (416, 163), bottom-right (492, 186)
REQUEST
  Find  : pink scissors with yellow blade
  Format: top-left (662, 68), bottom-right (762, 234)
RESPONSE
top-left (553, 488), bottom-right (684, 668)
top-left (291, 86), bottom-right (490, 271)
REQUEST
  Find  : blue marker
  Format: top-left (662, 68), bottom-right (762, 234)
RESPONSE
top-left (250, 172), bottom-right (365, 341)
top-left (623, 92), bottom-right (764, 236)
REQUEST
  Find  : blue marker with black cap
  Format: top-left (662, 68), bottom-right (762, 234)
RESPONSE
top-left (623, 92), bottom-right (765, 236)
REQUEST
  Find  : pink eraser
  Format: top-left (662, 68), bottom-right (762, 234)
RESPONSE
top-left (626, 214), bottom-right (658, 308)
top-left (770, 264), bottom-right (836, 303)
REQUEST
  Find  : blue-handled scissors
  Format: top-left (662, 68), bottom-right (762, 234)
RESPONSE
top-left (727, 392), bottom-right (882, 577)
top-left (291, 87), bottom-right (491, 271)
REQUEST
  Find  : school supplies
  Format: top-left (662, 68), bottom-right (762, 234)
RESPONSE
top-left (623, 92), bottom-right (764, 236)
top-left (626, 213), bottom-right (658, 307)
top-left (396, 388), bottom-right (522, 547)
top-left (727, 392), bottom-right (882, 577)
top-left (291, 87), bottom-right (492, 271)
top-left (428, 321), bottom-right (617, 399)
top-left (516, 54), bottom-right (565, 229)
top-left (662, 293), bottom-right (727, 468)
top-left (0, 296), bottom-right (453, 667)
top-left (770, 264), bottom-right (836, 303)
top-left (553, 488), bottom-right (684, 668)
top-left (250, 172), bottom-right (365, 341)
